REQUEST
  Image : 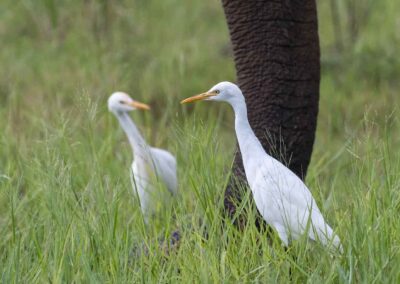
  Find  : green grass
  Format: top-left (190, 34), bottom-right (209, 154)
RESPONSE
top-left (1, 0), bottom-right (400, 282)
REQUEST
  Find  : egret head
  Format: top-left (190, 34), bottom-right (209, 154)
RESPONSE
top-left (108, 92), bottom-right (150, 113)
top-left (181, 82), bottom-right (244, 105)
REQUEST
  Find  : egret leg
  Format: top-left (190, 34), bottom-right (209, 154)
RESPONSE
top-left (273, 224), bottom-right (295, 279)
top-left (273, 224), bottom-right (289, 247)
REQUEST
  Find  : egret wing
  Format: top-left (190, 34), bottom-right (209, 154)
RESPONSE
top-left (149, 147), bottom-right (178, 195)
top-left (249, 156), bottom-right (332, 242)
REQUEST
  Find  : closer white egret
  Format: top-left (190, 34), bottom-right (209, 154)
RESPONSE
top-left (181, 82), bottom-right (342, 251)
top-left (108, 92), bottom-right (177, 223)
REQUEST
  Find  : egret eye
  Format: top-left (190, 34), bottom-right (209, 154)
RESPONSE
top-left (215, 90), bottom-right (220, 94)
top-left (119, 100), bottom-right (126, 104)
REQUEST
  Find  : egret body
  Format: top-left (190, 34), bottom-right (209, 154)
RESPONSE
top-left (108, 92), bottom-right (177, 223)
top-left (181, 82), bottom-right (341, 251)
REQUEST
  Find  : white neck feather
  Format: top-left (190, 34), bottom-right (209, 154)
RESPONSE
top-left (231, 98), bottom-right (265, 166)
top-left (115, 112), bottom-right (148, 158)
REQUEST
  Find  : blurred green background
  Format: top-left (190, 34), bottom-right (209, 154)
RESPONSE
top-left (0, 0), bottom-right (399, 152)
top-left (0, 0), bottom-right (400, 282)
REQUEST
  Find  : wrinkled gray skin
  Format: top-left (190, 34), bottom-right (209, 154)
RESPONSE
top-left (221, 0), bottom-right (320, 229)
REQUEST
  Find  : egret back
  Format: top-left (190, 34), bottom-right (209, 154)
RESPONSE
top-left (149, 147), bottom-right (178, 195)
top-left (130, 147), bottom-right (177, 217)
top-left (245, 153), bottom-right (341, 249)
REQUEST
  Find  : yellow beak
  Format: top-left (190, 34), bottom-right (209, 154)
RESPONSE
top-left (180, 91), bottom-right (217, 104)
top-left (127, 101), bottom-right (150, 110)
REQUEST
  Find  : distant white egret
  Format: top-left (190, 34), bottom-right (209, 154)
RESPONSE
top-left (181, 82), bottom-right (342, 251)
top-left (108, 92), bottom-right (177, 223)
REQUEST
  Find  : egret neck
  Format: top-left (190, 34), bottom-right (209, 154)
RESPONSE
top-left (231, 98), bottom-right (265, 168)
top-left (116, 112), bottom-right (149, 159)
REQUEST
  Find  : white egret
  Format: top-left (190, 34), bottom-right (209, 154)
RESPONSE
top-left (181, 82), bottom-right (342, 251)
top-left (108, 92), bottom-right (177, 223)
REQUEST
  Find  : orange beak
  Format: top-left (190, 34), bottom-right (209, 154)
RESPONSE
top-left (180, 91), bottom-right (217, 104)
top-left (127, 101), bottom-right (150, 110)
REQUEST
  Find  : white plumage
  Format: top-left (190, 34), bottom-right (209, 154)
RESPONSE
top-left (181, 82), bottom-right (342, 251)
top-left (108, 92), bottom-right (177, 223)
